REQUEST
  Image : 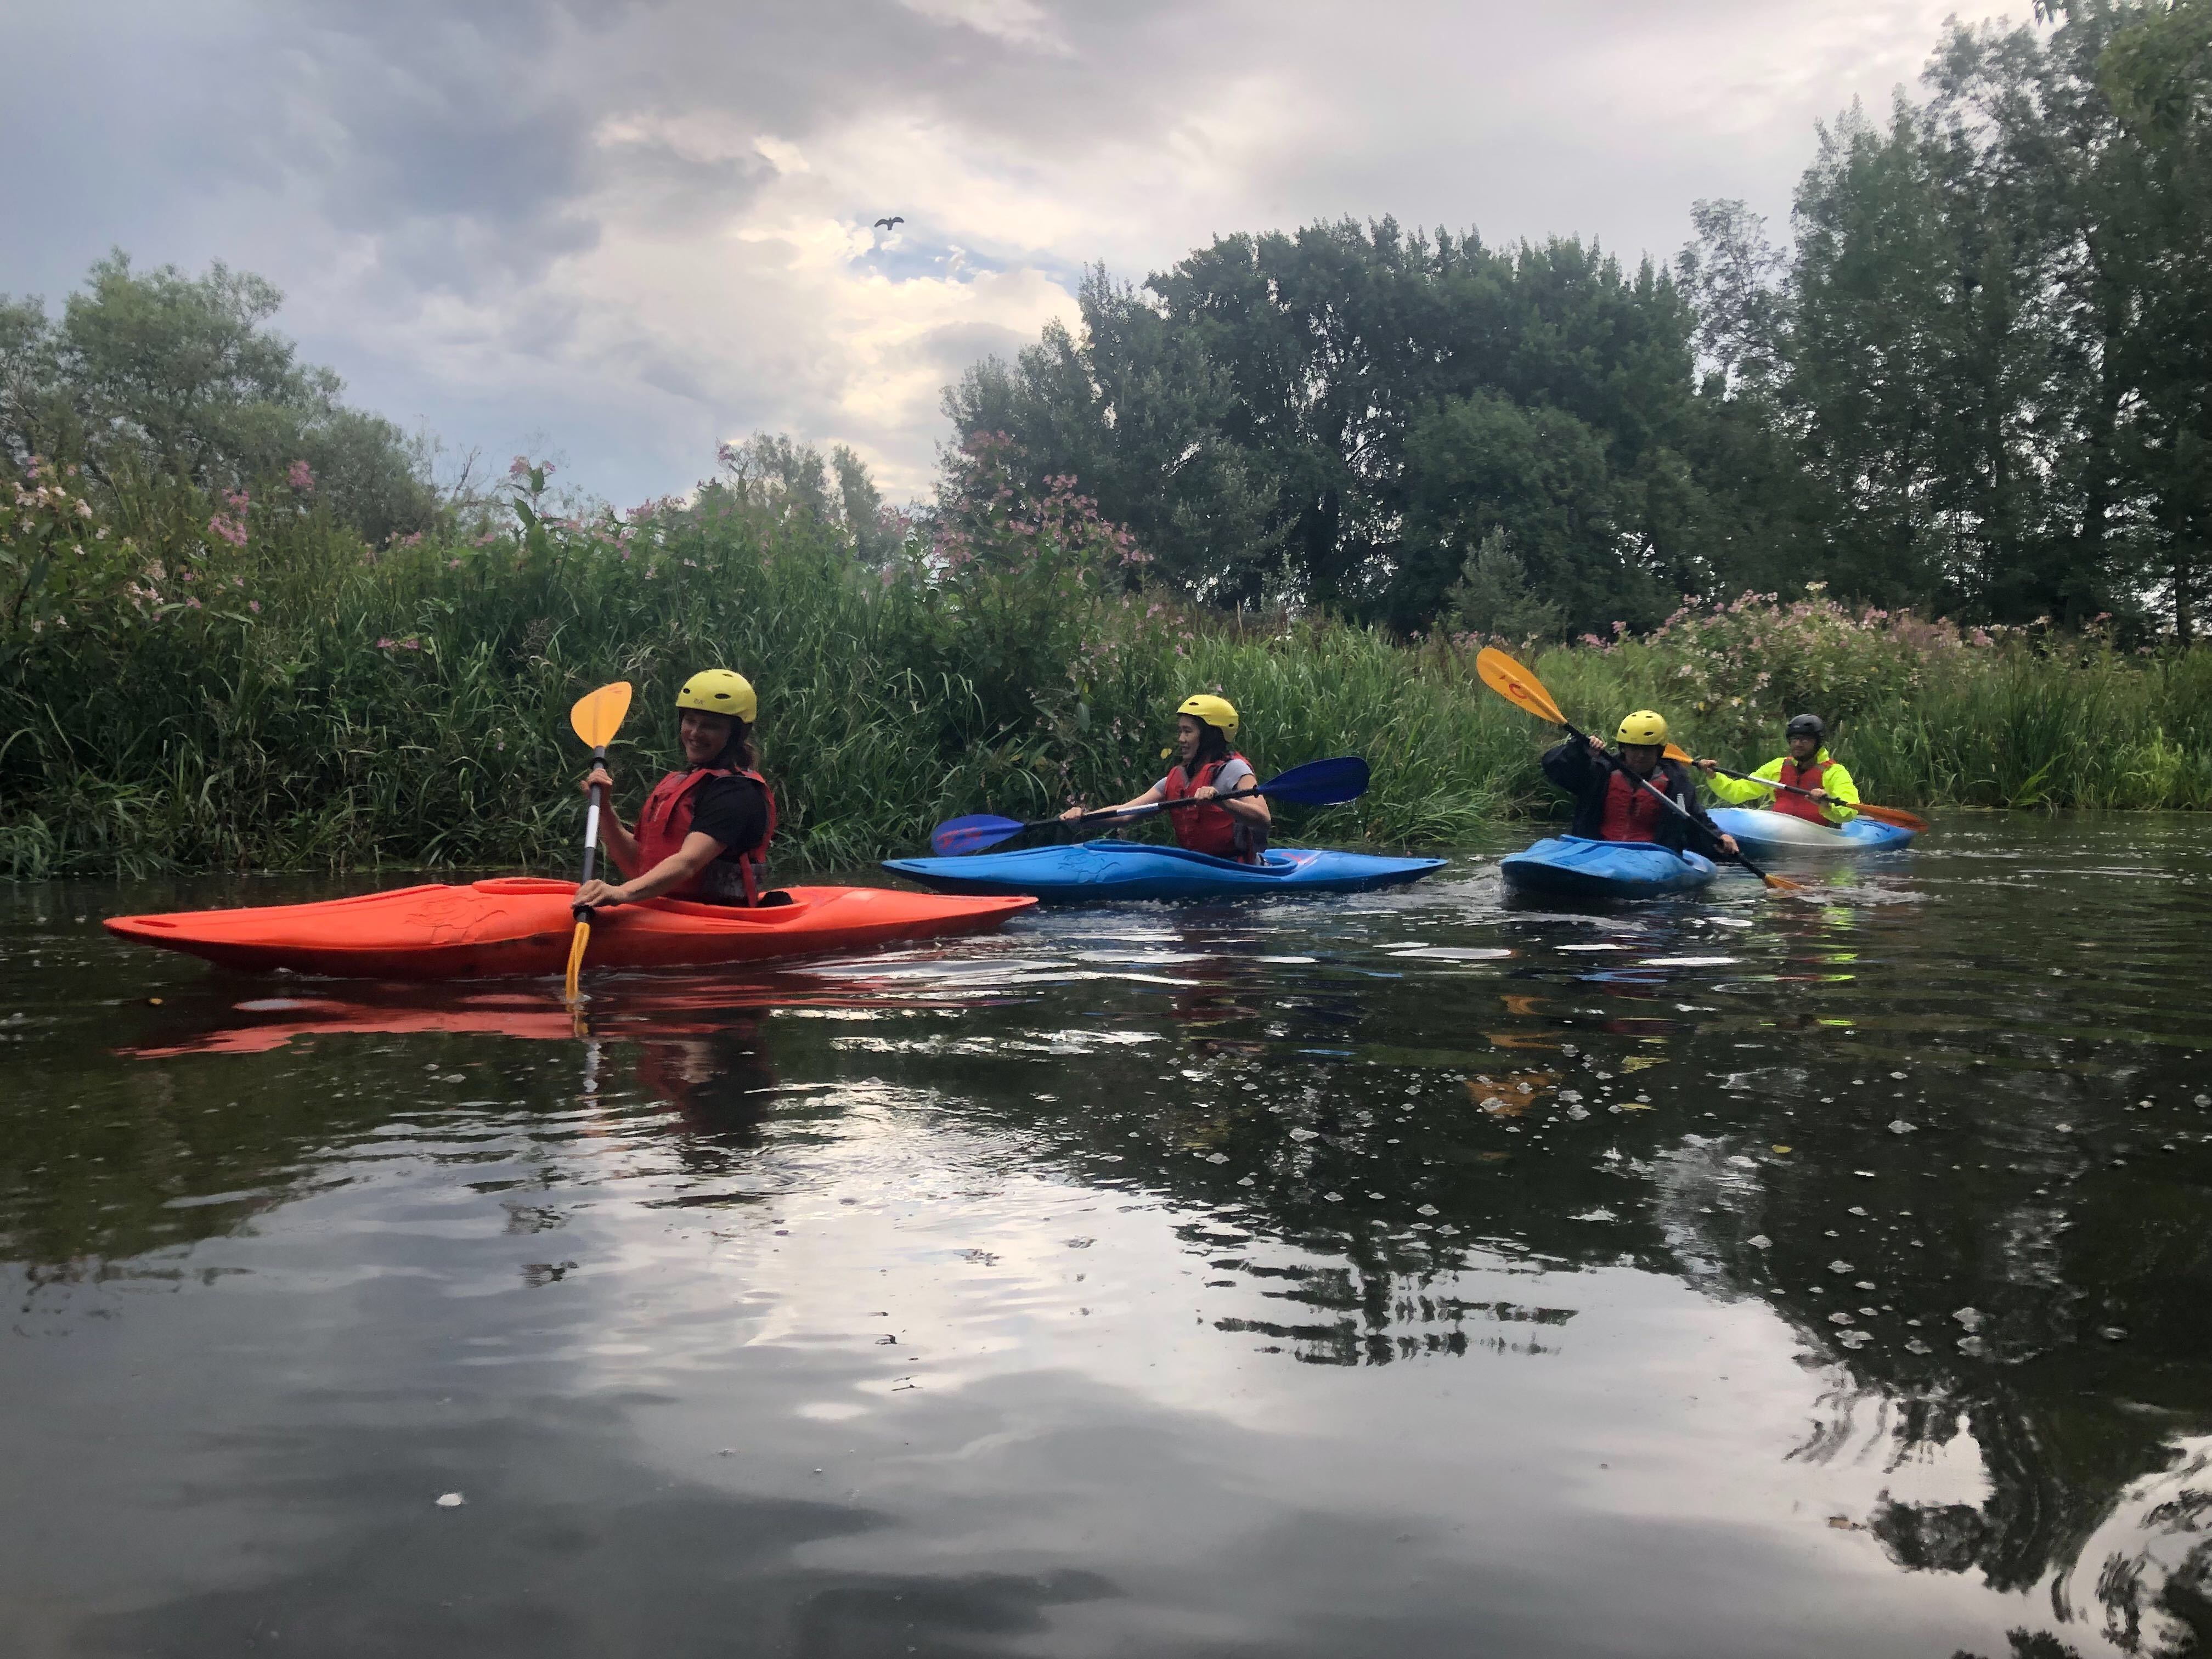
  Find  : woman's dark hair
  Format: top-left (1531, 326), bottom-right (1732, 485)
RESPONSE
top-left (1186, 721), bottom-right (1232, 771)
top-left (714, 718), bottom-right (756, 772)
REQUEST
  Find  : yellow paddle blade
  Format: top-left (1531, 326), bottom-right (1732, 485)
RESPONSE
top-left (569, 681), bottom-right (633, 751)
top-left (1664, 743), bottom-right (1694, 764)
top-left (563, 918), bottom-right (590, 1002)
top-left (1475, 647), bottom-right (1567, 727)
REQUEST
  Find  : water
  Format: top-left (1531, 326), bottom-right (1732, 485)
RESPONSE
top-left (3, 815), bottom-right (2209, 1658)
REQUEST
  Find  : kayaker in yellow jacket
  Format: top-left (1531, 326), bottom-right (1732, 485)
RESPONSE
top-left (1697, 714), bottom-right (1861, 826)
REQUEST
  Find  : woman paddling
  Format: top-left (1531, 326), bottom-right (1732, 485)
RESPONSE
top-left (573, 669), bottom-right (780, 907)
top-left (1063, 694), bottom-right (1271, 864)
top-left (1543, 709), bottom-right (1739, 858)
top-left (1696, 713), bottom-right (1861, 825)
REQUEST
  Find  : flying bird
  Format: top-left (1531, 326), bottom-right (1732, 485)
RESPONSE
top-left (873, 216), bottom-right (904, 231)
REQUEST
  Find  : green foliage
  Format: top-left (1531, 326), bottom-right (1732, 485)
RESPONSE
top-left (1, 253), bottom-right (437, 546)
top-left (5, 431), bottom-right (2208, 883)
top-left (1441, 531), bottom-right (1565, 643)
top-left (946, 224), bottom-right (1743, 635)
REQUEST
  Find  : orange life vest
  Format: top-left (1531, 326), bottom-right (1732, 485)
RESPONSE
top-left (1160, 754), bottom-right (1260, 862)
top-left (1770, 756), bottom-right (1831, 823)
top-left (1597, 767), bottom-right (1667, 842)
top-left (634, 766), bottom-right (776, 904)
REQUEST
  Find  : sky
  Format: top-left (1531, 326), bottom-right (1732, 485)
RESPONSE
top-left (1, 0), bottom-right (2021, 508)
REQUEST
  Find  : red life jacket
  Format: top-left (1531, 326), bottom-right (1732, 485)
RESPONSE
top-left (1160, 754), bottom-right (1261, 862)
top-left (1770, 756), bottom-right (1831, 823)
top-left (633, 766), bottom-right (776, 904)
top-left (1597, 767), bottom-right (1667, 842)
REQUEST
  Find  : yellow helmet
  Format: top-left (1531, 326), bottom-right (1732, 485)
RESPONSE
top-left (1616, 709), bottom-right (1668, 746)
top-left (1176, 693), bottom-right (1238, 738)
top-left (676, 668), bottom-right (757, 724)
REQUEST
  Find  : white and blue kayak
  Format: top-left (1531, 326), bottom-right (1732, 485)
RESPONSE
top-left (883, 839), bottom-right (1446, 904)
top-left (1499, 836), bottom-right (1718, 901)
top-left (1707, 806), bottom-right (1916, 857)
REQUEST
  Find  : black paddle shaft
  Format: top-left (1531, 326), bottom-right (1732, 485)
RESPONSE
top-left (574, 744), bottom-right (608, 913)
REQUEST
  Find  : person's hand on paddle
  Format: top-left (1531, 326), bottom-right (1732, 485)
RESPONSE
top-left (1695, 757), bottom-right (1718, 774)
top-left (1059, 803), bottom-right (1086, 822)
top-left (580, 764), bottom-right (614, 798)
top-left (1717, 832), bottom-right (1740, 856)
top-left (573, 877), bottom-right (629, 910)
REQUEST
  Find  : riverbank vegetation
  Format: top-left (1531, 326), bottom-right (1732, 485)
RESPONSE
top-left (5, 430), bottom-right (2208, 881)
top-left (5, 1), bottom-right (2210, 879)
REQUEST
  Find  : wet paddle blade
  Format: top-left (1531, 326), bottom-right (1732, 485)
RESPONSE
top-left (562, 918), bottom-right (590, 1002)
top-left (929, 814), bottom-right (1028, 857)
top-left (569, 681), bottom-right (633, 750)
top-left (1475, 647), bottom-right (1568, 726)
top-left (1757, 869), bottom-right (1808, 893)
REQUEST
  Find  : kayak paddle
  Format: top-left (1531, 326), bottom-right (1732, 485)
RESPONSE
top-left (563, 680), bottom-right (635, 1002)
top-left (1683, 754), bottom-right (1928, 832)
top-left (928, 755), bottom-right (1370, 857)
top-left (1473, 646), bottom-right (1803, 893)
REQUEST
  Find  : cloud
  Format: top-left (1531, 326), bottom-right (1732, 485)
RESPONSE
top-left (1, 0), bottom-right (2006, 506)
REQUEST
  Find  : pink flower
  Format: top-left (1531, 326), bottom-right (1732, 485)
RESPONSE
top-left (248, 600), bottom-right (262, 613)
top-left (224, 489), bottom-right (251, 511)
top-left (510, 456), bottom-right (531, 478)
top-left (207, 514), bottom-right (248, 547)
top-left (287, 460), bottom-right (315, 492)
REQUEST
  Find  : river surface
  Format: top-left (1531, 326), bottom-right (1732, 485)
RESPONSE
top-left (3, 815), bottom-right (2209, 1658)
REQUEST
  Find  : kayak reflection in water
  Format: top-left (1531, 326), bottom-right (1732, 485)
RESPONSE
top-left (1696, 712), bottom-right (1862, 826)
top-left (1062, 694), bottom-right (1271, 864)
top-left (1541, 708), bottom-right (1739, 857)
top-left (574, 668), bottom-right (783, 909)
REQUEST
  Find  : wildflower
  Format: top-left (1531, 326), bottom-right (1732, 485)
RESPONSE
top-left (207, 514), bottom-right (249, 547)
top-left (185, 596), bottom-right (201, 610)
top-left (249, 600), bottom-right (261, 613)
top-left (510, 456), bottom-right (531, 478)
top-left (287, 460), bottom-right (315, 492)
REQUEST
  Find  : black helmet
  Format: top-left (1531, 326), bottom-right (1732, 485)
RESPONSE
top-left (1785, 713), bottom-right (1825, 739)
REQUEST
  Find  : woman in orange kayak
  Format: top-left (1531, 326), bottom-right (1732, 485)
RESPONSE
top-left (573, 669), bottom-right (778, 907)
top-left (1062, 693), bottom-right (1270, 863)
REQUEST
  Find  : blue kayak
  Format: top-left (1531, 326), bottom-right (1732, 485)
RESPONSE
top-left (1708, 806), bottom-right (1916, 857)
top-left (1499, 836), bottom-right (1718, 901)
top-left (882, 840), bottom-right (1447, 903)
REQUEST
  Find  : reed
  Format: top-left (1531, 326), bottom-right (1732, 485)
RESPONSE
top-left (4, 458), bottom-right (2209, 881)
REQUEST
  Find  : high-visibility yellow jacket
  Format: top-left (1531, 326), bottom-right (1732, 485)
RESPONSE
top-left (1704, 747), bottom-right (1860, 824)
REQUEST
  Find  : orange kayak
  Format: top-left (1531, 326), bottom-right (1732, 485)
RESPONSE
top-left (105, 877), bottom-right (1035, 980)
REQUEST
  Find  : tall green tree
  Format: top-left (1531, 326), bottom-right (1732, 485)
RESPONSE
top-left (948, 222), bottom-right (1790, 635)
top-left (1, 253), bottom-right (436, 544)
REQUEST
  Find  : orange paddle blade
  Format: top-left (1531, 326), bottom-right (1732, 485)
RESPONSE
top-left (569, 681), bottom-right (633, 751)
top-left (1664, 743), bottom-right (1695, 764)
top-left (563, 918), bottom-right (590, 1002)
top-left (1476, 647), bottom-right (1567, 726)
top-left (1848, 801), bottom-right (1931, 832)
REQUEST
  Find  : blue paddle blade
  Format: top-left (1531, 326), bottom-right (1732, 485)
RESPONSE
top-left (1260, 755), bottom-right (1369, 805)
top-left (929, 814), bottom-right (1028, 856)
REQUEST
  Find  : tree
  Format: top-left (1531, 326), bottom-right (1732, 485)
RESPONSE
top-left (0, 253), bottom-right (436, 544)
top-left (1442, 530), bottom-right (1565, 641)
top-left (947, 223), bottom-right (1789, 634)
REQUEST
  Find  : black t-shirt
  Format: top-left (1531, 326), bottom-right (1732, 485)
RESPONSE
top-left (686, 774), bottom-right (769, 862)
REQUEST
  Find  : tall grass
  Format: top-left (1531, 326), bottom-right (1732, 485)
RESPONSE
top-left (4, 453), bottom-right (2209, 882)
